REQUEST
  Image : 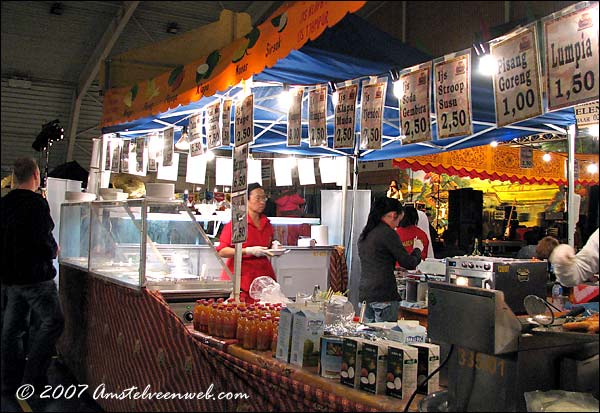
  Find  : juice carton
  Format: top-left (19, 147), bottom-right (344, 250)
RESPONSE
top-left (340, 337), bottom-right (366, 388)
top-left (275, 305), bottom-right (301, 362)
top-left (385, 340), bottom-right (418, 399)
top-left (360, 340), bottom-right (390, 395)
top-left (319, 336), bottom-right (344, 378)
top-left (290, 309), bottom-right (325, 367)
top-left (410, 342), bottom-right (441, 395)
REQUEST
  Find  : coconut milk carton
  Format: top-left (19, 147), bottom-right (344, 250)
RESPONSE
top-left (290, 309), bottom-right (324, 367)
top-left (340, 337), bottom-right (366, 388)
top-left (276, 305), bottom-right (301, 362)
top-left (410, 342), bottom-right (441, 395)
top-left (385, 340), bottom-right (418, 399)
top-left (359, 340), bottom-right (389, 395)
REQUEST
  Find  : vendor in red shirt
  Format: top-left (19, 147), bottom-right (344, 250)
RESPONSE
top-left (217, 183), bottom-right (275, 303)
top-left (396, 206), bottom-right (429, 260)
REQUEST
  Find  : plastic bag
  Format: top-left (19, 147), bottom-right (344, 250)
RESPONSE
top-left (249, 276), bottom-right (291, 304)
top-left (524, 390), bottom-right (599, 412)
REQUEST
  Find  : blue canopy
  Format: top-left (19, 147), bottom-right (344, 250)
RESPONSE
top-left (102, 14), bottom-right (576, 161)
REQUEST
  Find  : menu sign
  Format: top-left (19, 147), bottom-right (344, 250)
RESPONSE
top-left (520, 146), bottom-right (534, 169)
top-left (231, 192), bottom-right (248, 244)
top-left (490, 25), bottom-right (544, 127)
top-left (221, 99), bottom-right (232, 147)
top-left (235, 94), bottom-right (254, 146)
top-left (575, 100), bottom-right (599, 127)
top-left (121, 139), bottom-right (130, 172)
top-left (287, 88), bottom-right (304, 147)
top-left (360, 82), bottom-right (386, 150)
top-left (334, 84), bottom-right (358, 149)
top-left (544, 3), bottom-right (599, 111)
top-left (110, 140), bottom-right (121, 173)
top-left (308, 86), bottom-right (327, 147)
top-left (206, 101), bottom-right (221, 150)
top-left (135, 138), bottom-right (145, 173)
top-left (399, 62), bottom-right (432, 144)
top-left (147, 132), bottom-right (160, 172)
top-left (189, 113), bottom-right (203, 156)
top-left (434, 50), bottom-right (473, 139)
top-left (162, 127), bottom-right (174, 166)
top-left (232, 144), bottom-right (248, 194)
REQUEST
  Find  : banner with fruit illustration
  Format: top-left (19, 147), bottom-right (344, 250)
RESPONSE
top-left (102, 1), bottom-right (366, 127)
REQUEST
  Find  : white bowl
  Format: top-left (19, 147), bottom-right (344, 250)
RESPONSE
top-left (99, 188), bottom-right (123, 198)
top-left (65, 191), bottom-right (96, 202)
top-left (102, 192), bottom-right (128, 201)
top-left (145, 183), bottom-right (174, 200)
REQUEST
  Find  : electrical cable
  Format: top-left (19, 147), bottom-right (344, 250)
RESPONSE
top-left (403, 343), bottom-right (454, 413)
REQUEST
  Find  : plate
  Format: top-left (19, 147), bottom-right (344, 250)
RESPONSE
top-left (266, 248), bottom-right (290, 257)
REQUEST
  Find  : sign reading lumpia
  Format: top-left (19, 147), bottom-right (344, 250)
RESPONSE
top-left (162, 127), bottom-right (174, 166)
top-left (189, 113), bottom-right (203, 157)
top-left (235, 94), bottom-right (254, 146)
top-left (334, 84), bottom-right (358, 149)
top-left (232, 144), bottom-right (248, 194)
top-left (206, 101), bottom-right (221, 150)
top-left (544, 3), bottom-right (599, 111)
top-left (231, 193), bottom-right (248, 244)
top-left (287, 88), bottom-right (304, 147)
top-left (490, 25), bottom-right (543, 127)
top-left (309, 86), bottom-right (327, 147)
top-left (434, 50), bottom-right (473, 139)
top-left (221, 99), bottom-right (232, 147)
top-left (399, 62), bottom-right (432, 144)
top-left (360, 82), bottom-right (386, 150)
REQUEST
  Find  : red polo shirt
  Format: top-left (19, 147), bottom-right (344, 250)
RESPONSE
top-left (217, 213), bottom-right (276, 302)
top-left (396, 225), bottom-right (429, 260)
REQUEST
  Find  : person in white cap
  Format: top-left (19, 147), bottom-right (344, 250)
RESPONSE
top-left (550, 228), bottom-right (599, 287)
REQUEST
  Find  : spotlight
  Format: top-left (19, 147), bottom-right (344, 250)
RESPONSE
top-left (32, 119), bottom-right (64, 151)
top-left (542, 153), bottom-right (551, 162)
top-left (587, 163), bottom-right (598, 174)
top-left (490, 140), bottom-right (498, 148)
top-left (280, 84), bottom-right (292, 110)
top-left (478, 54), bottom-right (496, 76)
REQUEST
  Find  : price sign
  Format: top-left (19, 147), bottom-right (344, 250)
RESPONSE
top-left (189, 113), bottom-right (204, 156)
top-left (235, 94), bottom-right (254, 146)
top-left (434, 50), bottom-right (473, 139)
top-left (104, 138), bottom-right (112, 171)
top-left (162, 127), bottom-right (174, 166)
top-left (287, 88), bottom-right (304, 147)
top-left (110, 140), bottom-right (121, 173)
top-left (520, 146), bottom-right (533, 169)
top-left (231, 192), bottom-right (248, 244)
top-left (575, 100), bottom-right (599, 127)
top-left (490, 25), bottom-right (544, 127)
top-left (308, 86), bottom-right (327, 147)
top-left (399, 62), bottom-right (432, 143)
top-left (206, 101), bottom-right (221, 150)
top-left (221, 99), bottom-right (232, 147)
top-left (334, 84), bottom-right (357, 149)
top-left (121, 140), bottom-right (130, 172)
top-left (544, 3), bottom-right (599, 111)
top-left (135, 138), bottom-right (145, 173)
top-left (360, 82), bottom-right (386, 150)
top-left (147, 132), bottom-right (160, 172)
top-left (232, 144), bottom-right (248, 194)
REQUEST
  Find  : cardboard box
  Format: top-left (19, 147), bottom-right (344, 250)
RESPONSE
top-left (319, 336), bottom-right (344, 378)
top-left (410, 342), bottom-right (440, 395)
top-left (340, 337), bottom-right (366, 388)
top-left (275, 305), bottom-right (301, 362)
top-left (360, 340), bottom-right (390, 395)
top-left (385, 341), bottom-right (418, 399)
top-left (290, 309), bottom-right (325, 367)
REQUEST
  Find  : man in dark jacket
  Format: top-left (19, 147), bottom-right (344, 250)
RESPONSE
top-left (1, 157), bottom-right (64, 395)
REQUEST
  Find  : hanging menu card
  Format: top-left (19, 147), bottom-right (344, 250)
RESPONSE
top-left (360, 81), bottom-right (386, 150)
top-left (544, 3), bottom-right (599, 111)
top-left (490, 25), bottom-right (543, 127)
top-left (110, 140), bottom-right (121, 173)
top-left (399, 62), bottom-right (432, 144)
top-left (121, 139), bottom-right (130, 173)
top-left (231, 192), bottom-right (248, 244)
top-left (309, 86), bottom-right (327, 147)
top-left (221, 99), bottom-right (232, 147)
top-left (235, 94), bottom-right (254, 146)
top-left (434, 50), bottom-right (473, 139)
top-left (206, 100), bottom-right (221, 150)
top-left (334, 84), bottom-right (358, 149)
top-left (287, 88), bottom-right (304, 147)
top-left (162, 127), bottom-right (174, 166)
top-left (233, 144), bottom-right (248, 194)
top-left (189, 113), bottom-right (203, 156)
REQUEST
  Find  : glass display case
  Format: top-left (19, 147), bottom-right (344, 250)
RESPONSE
top-left (59, 199), bottom-right (232, 294)
top-left (59, 201), bottom-right (91, 270)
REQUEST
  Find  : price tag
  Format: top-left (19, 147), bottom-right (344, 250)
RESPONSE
top-left (206, 101), bottom-right (221, 150)
top-left (231, 192), bottom-right (248, 244)
top-left (135, 138), bottom-right (146, 174)
top-left (110, 140), bottom-right (121, 173)
top-left (544, 3), bottom-right (599, 111)
top-left (162, 127), bottom-right (174, 166)
top-left (221, 99), bottom-right (232, 147)
top-left (232, 144), bottom-right (248, 194)
top-left (360, 82), bottom-right (386, 150)
top-left (121, 140), bottom-right (130, 173)
top-left (189, 113), bottom-right (203, 155)
top-left (235, 94), bottom-right (254, 146)
top-left (434, 50), bottom-right (473, 139)
top-left (399, 62), bottom-right (432, 144)
top-left (334, 84), bottom-right (357, 149)
top-left (520, 146), bottom-right (533, 169)
top-left (491, 25), bottom-right (543, 127)
top-left (309, 86), bottom-right (327, 147)
top-left (287, 88), bottom-right (304, 147)
top-left (147, 132), bottom-right (160, 172)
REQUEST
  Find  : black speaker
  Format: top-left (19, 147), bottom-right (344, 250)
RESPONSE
top-left (448, 188), bottom-right (483, 251)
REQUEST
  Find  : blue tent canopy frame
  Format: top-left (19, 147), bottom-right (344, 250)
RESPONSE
top-left (102, 13), bottom-right (576, 162)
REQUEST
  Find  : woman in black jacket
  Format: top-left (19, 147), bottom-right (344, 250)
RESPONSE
top-left (358, 197), bottom-right (423, 322)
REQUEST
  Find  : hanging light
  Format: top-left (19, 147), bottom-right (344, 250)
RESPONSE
top-left (587, 163), bottom-right (598, 174)
top-left (203, 150), bottom-right (215, 161)
top-left (175, 126), bottom-right (190, 151)
top-left (489, 140), bottom-right (499, 148)
top-left (280, 83), bottom-right (292, 110)
top-left (328, 81), bottom-right (339, 107)
top-left (474, 42), bottom-right (495, 77)
top-left (542, 153), bottom-right (552, 162)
